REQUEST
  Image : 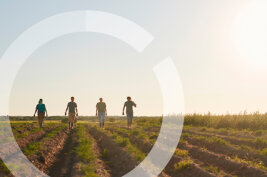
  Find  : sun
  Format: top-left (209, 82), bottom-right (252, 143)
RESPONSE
top-left (234, 1), bottom-right (267, 68)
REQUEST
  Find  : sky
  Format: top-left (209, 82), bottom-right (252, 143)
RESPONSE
top-left (1, 0), bottom-right (267, 116)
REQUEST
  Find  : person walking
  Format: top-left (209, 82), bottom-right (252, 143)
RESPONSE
top-left (33, 99), bottom-right (48, 128)
top-left (96, 97), bottom-right (107, 128)
top-left (65, 97), bottom-right (78, 130)
top-left (122, 96), bottom-right (136, 129)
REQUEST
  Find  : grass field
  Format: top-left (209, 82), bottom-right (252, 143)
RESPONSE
top-left (0, 114), bottom-right (266, 177)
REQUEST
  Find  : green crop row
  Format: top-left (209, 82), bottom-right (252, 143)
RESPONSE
top-left (23, 125), bottom-right (65, 155)
top-left (74, 124), bottom-right (99, 177)
top-left (100, 128), bottom-right (146, 162)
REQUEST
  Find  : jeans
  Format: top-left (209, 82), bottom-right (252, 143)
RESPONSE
top-left (98, 112), bottom-right (106, 123)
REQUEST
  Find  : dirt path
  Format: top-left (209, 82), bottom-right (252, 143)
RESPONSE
top-left (48, 129), bottom-right (78, 177)
top-left (83, 125), bottom-right (110, 177)
top-left (49, 124), bottom-right (111, 177)
top-left (88, 126), bottom-right (138, 177)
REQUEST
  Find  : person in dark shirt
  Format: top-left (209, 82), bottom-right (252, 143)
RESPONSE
top-left (33, 99), bottom-right (48, 128)
top-left (122, 96), bottom-right (136, 129)
top-left (96, 97), bottom-right (107, 128)
top-left (65, 97), bottom-right (78, 130)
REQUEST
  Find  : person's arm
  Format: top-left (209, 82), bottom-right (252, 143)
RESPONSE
top-left (75, 106), bottom-right (78, 116)
top-left (33, 107), bottom-right (37, 117)
top-left (45, 105), bottom-right (48, 117)
top-left (122, 104), bottom-right (125, 115)
top-left (65, 104), bottom-right (69, 116)
top-left (133, 101), bottom-right (137, 107)
top-left (96, 104), bottom-right (98, 116)
top-left (105, 104), bottom-right (107, 116)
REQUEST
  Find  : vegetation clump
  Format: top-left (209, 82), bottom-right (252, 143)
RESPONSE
top-left (175, 149), bottom-right (188, 157)
top-left (174, 160), bottom-right (193, 171)
top-left (204, 165), bottom-right (219, 174)
top-left (184, 113), bottom-right (267, 130)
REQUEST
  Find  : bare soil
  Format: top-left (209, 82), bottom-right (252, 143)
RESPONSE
top-left (105, 127), bottom-right (217, 177)
top-left (179, 142), bottom-right (267, 177)
top-left (84, 125), bottom-right (110, 177)
top-left (184, 135), bottom-right (267, 166)
top-left (48, 128), bottom-right (83, 177)
top-left (28, 127), bottom-right (69, 174)
top-left (88, 126), bottom-right (137, 177)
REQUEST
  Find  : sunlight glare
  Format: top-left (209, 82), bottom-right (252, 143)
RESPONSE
top-left (235, 1), bottom-right (267, 68)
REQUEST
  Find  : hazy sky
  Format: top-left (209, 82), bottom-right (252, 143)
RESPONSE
top-left (1, 0), bottom-right (267, 116)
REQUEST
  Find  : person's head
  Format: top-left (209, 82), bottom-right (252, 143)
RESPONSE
top-left (39, 99), bottom-right (43, 104)
top-left (99, 97), bottom-right (103, 102)
top-left (71, 97), bottom-right (74, 102)
top-left (127, 96), bottom-right (131, 101)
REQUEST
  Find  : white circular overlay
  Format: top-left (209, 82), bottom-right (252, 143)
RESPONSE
top-left (0, 11), bottom-right (184, 177)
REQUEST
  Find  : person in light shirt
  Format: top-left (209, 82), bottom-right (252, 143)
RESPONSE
top-left (65, 96), bottom-right (78, 130)
top-left (122, 96), bottom-right (136, 129)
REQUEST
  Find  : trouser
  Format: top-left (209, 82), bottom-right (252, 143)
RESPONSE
top-left (126, 111), bottom-right (134, 124)
top-left (98, 112), bottom-right (106, 123)
top-left (68, 113), bottom-right (76, 129)
top-left (37, 113), bottom-right (45, 128)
